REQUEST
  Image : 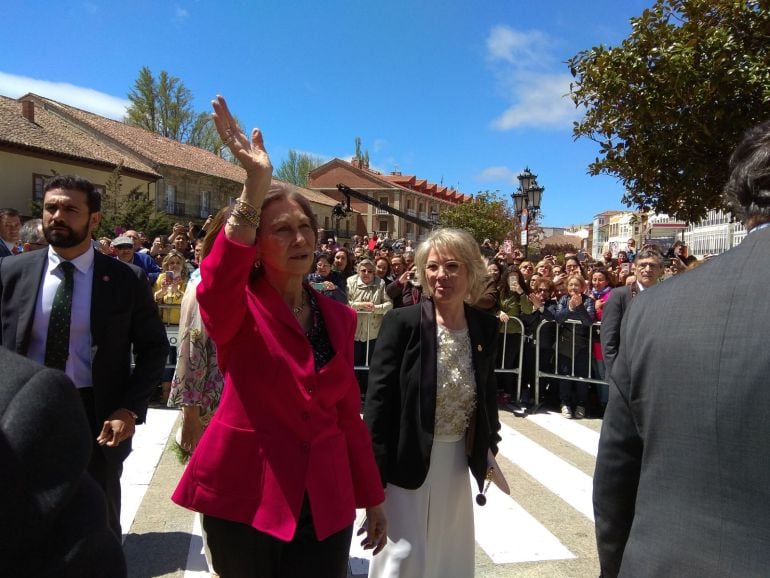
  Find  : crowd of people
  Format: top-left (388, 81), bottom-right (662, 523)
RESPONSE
top-left (4, 96), bottom-right (769, 577)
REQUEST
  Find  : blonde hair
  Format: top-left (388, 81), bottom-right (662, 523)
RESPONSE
top-left (414, 228), bottom-right (488, 302)
top-left (162, 251), bottom-right (188, 280)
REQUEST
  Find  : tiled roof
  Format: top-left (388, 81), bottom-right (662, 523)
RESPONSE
top-left (310, 159), bottom-right (469, 203)
top-left (3, 93), bottom-right (335, 208)
top-left (276, 179), bottom-right (338, 207)
top-left (25, 94), bottom-right (245, 184)
top-left (0, 94), bottom-right (159, 178)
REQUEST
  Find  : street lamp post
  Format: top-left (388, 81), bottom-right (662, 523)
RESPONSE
top-left (512, 167), bottom-right (544, 259)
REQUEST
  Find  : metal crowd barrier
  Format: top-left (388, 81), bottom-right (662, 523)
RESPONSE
top-left (350, 312), bottom-right (609, 414)
top-left (159, 304), bottom-right (181, 371)
top-left (532, 319), bottom-right (607, 413)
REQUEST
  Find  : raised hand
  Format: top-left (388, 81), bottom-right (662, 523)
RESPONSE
top-left (212, 95), bottom-right (272, 203)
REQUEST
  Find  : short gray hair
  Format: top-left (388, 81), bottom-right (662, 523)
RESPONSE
top-left (20, 218), bottom-right (44, 244)
top-left (414, 228), bottom-right (488, 302)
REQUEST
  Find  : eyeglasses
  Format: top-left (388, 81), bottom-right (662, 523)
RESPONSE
top-left (534, 288), bottom-right (550, 294)
top-left (520, 264), bottom-right (533, 269)
top-left (114, 244), bottom-right (133, 250)
top-left (425, 261), bottom-right (462, 276)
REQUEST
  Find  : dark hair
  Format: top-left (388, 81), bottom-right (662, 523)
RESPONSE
top-left (500, 265), bottom-right (530, 299)
top-left (43, 174), bottom-right (101, 213)
top-left (724, 121), bottom-right (770, 228)
top-left (590, 267), bottom-right (612, 287)
top-left (0, 208), bottom-right (20, 220)
top-left (315, 252), bottom-right (333, 267)
top-left (333, 247), bottom-right (354, 277)
top-left (634, 247), bottom-right (663, 265)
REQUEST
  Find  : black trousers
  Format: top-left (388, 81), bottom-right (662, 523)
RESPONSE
top-left (354, 339), bottom-right (376, 396)
top-left (79, 387), bottom-right (123, 537)
top-left (202, 496), bottom-right (353, 578)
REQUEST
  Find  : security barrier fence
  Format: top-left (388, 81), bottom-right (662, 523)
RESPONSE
top-left (162, 307), bottom-right (609, 413)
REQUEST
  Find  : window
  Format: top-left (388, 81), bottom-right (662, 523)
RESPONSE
top-left (200, 191), bottom-right (211, 218)
top-left (166, 184), bottom-right (176, 213)
top-left (32, 174), bottom-right (46, 202)
top-left (379, 220), bottom-right (388, 232)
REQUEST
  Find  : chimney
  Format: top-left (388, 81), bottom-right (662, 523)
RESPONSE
top-left (21, 101), bottom-right (35, 123)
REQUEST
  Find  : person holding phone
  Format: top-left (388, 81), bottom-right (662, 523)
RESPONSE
top-left (306, 252), bottom-right (347, 304)
top-left (153, 250), bottom-right (188, 325)
top-left (496, 266), bottom-right (532, 399)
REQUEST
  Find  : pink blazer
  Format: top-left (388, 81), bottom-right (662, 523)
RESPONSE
top-left (172, 232), bottom-right (384, 541)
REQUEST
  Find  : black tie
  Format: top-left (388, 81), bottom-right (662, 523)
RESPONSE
top-left (45, 261), bottom-right (75, 371)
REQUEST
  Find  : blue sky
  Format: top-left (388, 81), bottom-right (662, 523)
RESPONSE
top-left (2, 0), bottom-right (652, 227)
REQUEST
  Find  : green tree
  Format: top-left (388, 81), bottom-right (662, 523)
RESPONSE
top-left (126, 67), bottom-right (195, 142)
top-left (275, 149), bottom-right (324, 187)
top-left (567, 0), bottom-right (770, 222)
top-left (438, 191), bottom-right (516, 244)
top-left (97, 162), bottom-right (173, 240)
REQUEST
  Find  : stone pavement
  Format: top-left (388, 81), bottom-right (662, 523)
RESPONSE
top-left (121, 406), bottom-right (601, 577)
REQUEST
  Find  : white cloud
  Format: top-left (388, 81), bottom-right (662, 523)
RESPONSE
top-left (175, 5), bottom-right (189, 19)
top-left (486, 26), bottom-right (552, 69)
top-left (491, 73), bottom-right (575, 130)
top-left (475, 166), bottom-right (516, 183)
top-left (0, 72), bottom-right (130, 119)
top-left (485, 25), bottom-right (578, 131)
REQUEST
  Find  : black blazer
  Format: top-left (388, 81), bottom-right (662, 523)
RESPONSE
top-left (594, 227), bottom-right (770, 577)
top-left (0, 242), bottom-right (12, 258)
top-left (364, 300), bottom-right (501, 493)
top-left (0, 348), bottom-right (126, 576)
top-left (0, 249), bottom-right (168, 461)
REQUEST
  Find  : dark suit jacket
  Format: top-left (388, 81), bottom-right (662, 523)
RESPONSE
top-left (594, 226), bottom-right (770, 577)
top-left (599, 284), bottom-right (637, 377)
top-left (0, 241), bottom-right (12, 258)
top-left (131, 251), bottom-right (162, 284)
top-left (0, 348), bottom-right (126, 577)
top-left (0, 248), bottom-right (168, 462)
top-left (364, 300), bottom-right (501, 493)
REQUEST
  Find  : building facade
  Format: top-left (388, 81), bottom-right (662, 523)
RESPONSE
top-left (308, 158), bottom-right (470, 242)
top-left (0, 93), bottom-right (337, 226)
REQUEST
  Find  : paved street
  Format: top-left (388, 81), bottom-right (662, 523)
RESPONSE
top-left (122, 406), bottom-right (602, 577)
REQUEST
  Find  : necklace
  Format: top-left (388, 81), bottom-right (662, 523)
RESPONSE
top-left (292, 291), bottom-right (307, 318)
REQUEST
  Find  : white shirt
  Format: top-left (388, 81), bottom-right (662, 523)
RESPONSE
top-left (27, 247), bottom-right (95, 388)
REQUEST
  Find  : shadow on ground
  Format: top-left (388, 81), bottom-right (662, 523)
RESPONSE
top-left (124, 531), bottom-right (204, 577)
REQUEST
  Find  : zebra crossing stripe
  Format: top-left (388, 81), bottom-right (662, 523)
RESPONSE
top-left (524, 411), bottom-right (600, 457)
top-left (497, 422), bottom-right (595, 521)
top-left (473, 480), bottom-right (575, 563)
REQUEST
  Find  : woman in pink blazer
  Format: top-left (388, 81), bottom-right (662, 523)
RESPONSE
top-left (172, 96), bottom-right (386, 578)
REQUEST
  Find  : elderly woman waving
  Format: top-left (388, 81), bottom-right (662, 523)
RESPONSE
top-left (172, 96), bottom-right (386, 578)
top-left (364, 228), bottom-right (501, 578)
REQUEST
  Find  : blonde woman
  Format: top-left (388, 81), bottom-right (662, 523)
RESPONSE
top-left (364, 228), bottom-right (501, 578)
top-left (153, 251), bottom-right (188, 325)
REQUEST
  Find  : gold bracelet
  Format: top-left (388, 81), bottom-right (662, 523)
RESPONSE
top-left (226, 217), bottom-right (255, 228)
top-left (231, 200), bottom-right (261, 228)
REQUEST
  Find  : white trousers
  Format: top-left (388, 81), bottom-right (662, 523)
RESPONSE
top-left (368, 435), bottom-right (475, 578)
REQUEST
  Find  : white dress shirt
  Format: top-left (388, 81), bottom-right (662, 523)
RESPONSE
top-left (28, 247), bottom-right (95, 388)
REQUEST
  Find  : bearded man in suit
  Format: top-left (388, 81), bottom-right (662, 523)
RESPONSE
top-left (594, 122), bottom-right (770, 576)
top-left (0, 174), bottom-right (168, 537)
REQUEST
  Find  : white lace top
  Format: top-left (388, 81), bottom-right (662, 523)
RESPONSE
top-left (434, 324), bottom-right (477, 436)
